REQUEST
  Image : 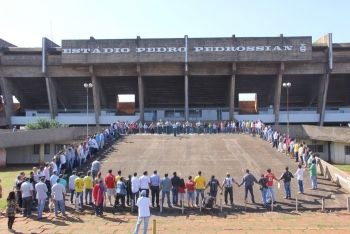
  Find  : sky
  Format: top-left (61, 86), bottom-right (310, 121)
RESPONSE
top-left (0, 0), bottom-right (349, 47)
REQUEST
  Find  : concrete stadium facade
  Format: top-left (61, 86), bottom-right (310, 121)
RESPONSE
top-left (0, 34), bottom-right (350, 127)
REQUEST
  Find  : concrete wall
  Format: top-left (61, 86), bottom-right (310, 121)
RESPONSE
top-left (302, 139), bottom-right (329, 161)
top-left (6, 143), bottom-right (58, 165)
top-left (0, 148), bottom-right (6, 166)
top-left (330, 142), bottom-right (350, 164)
top-left (317, 158), bottom-right (350, 193)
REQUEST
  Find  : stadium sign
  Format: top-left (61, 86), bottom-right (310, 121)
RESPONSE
top-left (61, 36), bottom-right (312, 63)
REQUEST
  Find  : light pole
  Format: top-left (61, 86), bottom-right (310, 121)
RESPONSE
top-left (83, 83), bottom-right (93, 139)
top-left (282, 82), bottom-right (292, 137)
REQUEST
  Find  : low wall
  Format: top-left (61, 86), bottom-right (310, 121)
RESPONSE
top-left (317, 157), bottom-right (350, 193)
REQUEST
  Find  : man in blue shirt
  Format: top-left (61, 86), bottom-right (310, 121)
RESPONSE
top-left (150, 170), bottom-right (160, 208)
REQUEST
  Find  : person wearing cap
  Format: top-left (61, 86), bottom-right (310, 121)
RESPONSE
top-left (35, 177), bottom-right (48, 220)
top-left (133, 190), bottom-right (151, 234)
top-left (20, 177), bottom-right (34, 217)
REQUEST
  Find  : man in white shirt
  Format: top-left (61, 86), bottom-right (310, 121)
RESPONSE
top-left (139, 171), bottom-right (150, 197)
top-left (35, 177), bottom-right (48, 220)
top-left (294, 164), bottom-right (305, 194)
top-left (131, 172), bottom-right (140, 205)
top-left (69, 171), bottom-right (78, 204)
top-left (59, 152), bottom-right (67, 174)
top-left (133, 190), bottom-right (151, 234)
top-left (51, 179), bottom-right (66, 218)
top-left (20, 177), bottom-right (34, 217)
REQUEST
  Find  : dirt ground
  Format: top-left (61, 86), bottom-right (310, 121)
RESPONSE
top-left (1, 134), bottom-right (349, 233)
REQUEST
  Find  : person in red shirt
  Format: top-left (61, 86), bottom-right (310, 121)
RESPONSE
top-left (104, 169), bottom-right (116, 206)
top-left (185, 176), bottom-right (195, 207)
top-left (93, 179), bottom-right (105, 216)
top-left (264, 168), bottom-right (279, 204)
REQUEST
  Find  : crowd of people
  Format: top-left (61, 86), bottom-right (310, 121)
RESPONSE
top-left (3, 119), bottom-right (320, 234)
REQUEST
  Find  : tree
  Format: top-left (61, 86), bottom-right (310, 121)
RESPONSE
top-left (25, 118), bottom-right (65, 130)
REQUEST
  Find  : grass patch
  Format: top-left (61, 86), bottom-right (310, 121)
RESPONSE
top-left (334, 164), bottom-right (350, 174)
top-left (0, 167), bottom-right (32, 210)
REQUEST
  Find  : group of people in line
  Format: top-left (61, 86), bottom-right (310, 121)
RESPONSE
top-left (3, 119), bottom-right (320, 234)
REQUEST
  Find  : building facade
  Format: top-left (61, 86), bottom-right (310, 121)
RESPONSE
top-left (1, 34), bottom-right (350, 126)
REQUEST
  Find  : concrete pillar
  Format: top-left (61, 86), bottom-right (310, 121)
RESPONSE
top-left (39, 144), bottom-right (45, 165)
top-left (45, 77), bottom-right (58, 119)
top-left (137, 64), bottom-right (144, 123)
top-left (90, 66), bottom-right (100, 127)
top-left (229, 63), bottom-right (237, 121)
top-left (274, 62), bottom-right (284, 125)
top-left (0, 147), bottom-right (6, 167)
top-left (0, 77), bottom-right (13, 126)
top-left (319, 72), bottom-right (330, 126)
top-left (184, 64), bottom-right (189, 121)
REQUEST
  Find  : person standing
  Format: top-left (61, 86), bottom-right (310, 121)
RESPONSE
top-left (279, 167), bottom-right (294, 199)
top-left (84, 171), bottom-right (93, 205)
top-left (35, 177), bottom-right (48, 220)
top-left (264, 168), bottom-right (279, 203)
top-left (178, 178), bottom-right (186, 206)
top-left (133, 190), bottom-right (151, 234)
top-left (20, 177), bottom-right (34, 217)
top-left (160, 173), bottom-right (172, 208)
top-left (171, 172), bottom-right (181, 206)
top-left (6, 191), bottom-right (20, 232)
top-left (126, 174), bottom-right (133, 206)
top-left (69, 170), bottom-right (78, 204)
top-left (51, 179), bottom-right (66, 218)
top-left (258, 174), bottom-right (268, 207)
top-left (115, 177), bottom-right (127, 208)
top-left (104, 169), bottom-right (116, 206)
top-left (221, 173), bottom-right (238, 205)
top-left (185, 176), bottom-right (195, 207)
top-left (91, 160), bottom-right (101, 180)
top-left (310, 160), bottom-right (318, 190)
top-left (239, 169), bottom-right (258, 203)
top-left (294, 164), bottom-right (305, 194)
top-left (131, 172), bottom-right (140, 207)
top-left (114, 170), bottom-right (122, 206)
top-left (150, 170), bottom-right (160, 208)
top-left (139, 171), bottom-right (150, 197)
top-left (93, 179), bottom-right (105, 216)
top-left (75, 173), bottom-right (84, 210)
top-left (194, 171), bottom-right (206, 207)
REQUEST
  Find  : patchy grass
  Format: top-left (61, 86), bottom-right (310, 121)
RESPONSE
top-left (0, 167), bottom-right (32, 210)
top-left (334, 164), bottom-right (350, 174)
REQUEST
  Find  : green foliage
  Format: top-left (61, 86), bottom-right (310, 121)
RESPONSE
top-left (25, 118), bottom-right (65, 130)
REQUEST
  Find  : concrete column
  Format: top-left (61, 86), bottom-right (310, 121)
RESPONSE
top-left (229, 63), bottom-right (237, 121)
top-left (184, 65), bottom-right (189, 121)
top-left (45, 77), bottom-right (58, 119)
top-left (0, 77), bottom-right (13, 126)
top-left (91, 75), bottom-right (101, 127)
top-left (90, 66), bottom-right (101, 127)
top-left (137, 64), bottom-right (144, 123)
top-left (319, 72), bottom-right (330, 126)
top-left (0, 147), bottom-right (6, 167)
top-left (39, 144), bottom-right (45, 165)
top-left (274, 62), bottom-right (284, 125)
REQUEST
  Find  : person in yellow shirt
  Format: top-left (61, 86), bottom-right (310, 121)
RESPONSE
top-left (194, 171), bottom-right (206, 207)
top-left (294, 142), bottom-right (300, 163)
top-left (74, 173), bottom-right (84, 211)
top-left (84, 171), bottom-right (93, 205)
top-left (115, 170), bottom-right (122, 205)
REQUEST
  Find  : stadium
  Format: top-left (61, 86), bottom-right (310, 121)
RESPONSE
top-left (1, 34), bottom-right (350, 127)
